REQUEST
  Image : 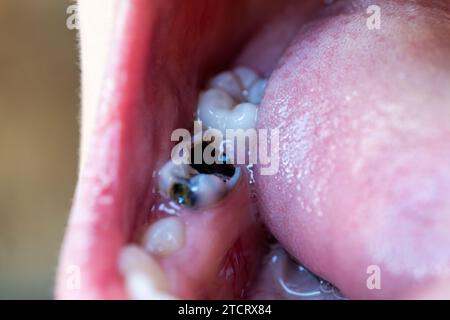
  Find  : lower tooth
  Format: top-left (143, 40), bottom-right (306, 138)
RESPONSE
top-left (224, 102), bottom-right (258, 131)
top-left (189, 174), bottom-right (228, 207)
top-left (233, 66), bottom-right (259, 89)
top-left (247, 79), bottom-right (267, 105)
top-left (208, 71), bottom-right (242, 100)
top-left (119, 245), bottom-right (175, 300)
top-left (198, 88), bottom-right (257, 134)
top-left (197, 88), bottom-right (235, 132)
top-left (158, 161), bottom-right (194, 198)
top-left (269, 246), bottom-right (346, 300)
top-left (142, 217), bottom-right (186, 256)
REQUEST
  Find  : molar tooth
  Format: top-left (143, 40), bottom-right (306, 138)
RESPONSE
top-left (119, 245), bottom-right (175, 300)
top-left (233, 66), bottom-right (259, 89)
top-left (190, 174), bottom-right (228, 207)
top-left (198, 88), bottom-right (258, 134)
top-left (158, 161), bottom-right (194, 198)
top-left (247, 79), bottom-right (267, 105)
top-left (224, 102), bottom-right (258, 131)
top-left (197, 88), bottom-right (235, 132)
top-left (142, 217), bottom-right (185, 256)
top-left (208, 71), bottom-right (242, 100)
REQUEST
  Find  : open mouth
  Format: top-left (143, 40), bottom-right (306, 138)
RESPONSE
top-left (56, 0), bottom-right (450, 300)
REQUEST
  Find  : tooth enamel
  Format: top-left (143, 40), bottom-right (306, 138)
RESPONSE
top-left (119, 245), bottom-right (175, 300)
top-left (190, 174), bottom-right (227, 207)
top-left (158, 161), bottom-right (194, 198)
top-left (142, 217), bottom-right (185, 256)
top-left (247, 79), bottom-right (267, 105)
top-left (233, 66), bottom-right (259, 89)
top-left (125, 273), bottom-right (176, 300)
top-left (197, 88), bottom-right (234, 131)
top-left (224, 102), bottom-right (258, 130)
top-left (226, 167), bottom-right (241, 190)
top-left (208, 71), bottom-right (242, 100)
top-left (198, 88), bottom-right (258, 134)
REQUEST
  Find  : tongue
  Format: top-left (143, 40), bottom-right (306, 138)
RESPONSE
top-left (57, 0), bottom-right (450, 300)
top-left (257, 0), bottom-right (450, 299)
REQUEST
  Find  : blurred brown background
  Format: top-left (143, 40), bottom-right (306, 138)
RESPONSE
top-left (0, 0), bottom-right (79, 298)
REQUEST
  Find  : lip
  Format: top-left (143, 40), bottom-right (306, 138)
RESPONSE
top-left (56, 0), bottom-right (281, 299)
top-left (56, 0), bottom-right (154, 299)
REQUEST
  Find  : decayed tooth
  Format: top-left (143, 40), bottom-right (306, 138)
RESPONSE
top-left (198, 88), bottom-right (258, 133)
top-left (233, 66), bottom-right (259, 89)
top-left (119, 245), bottom-right (175, 300)
top-left (208, 71), bottom-right (242, 100)
top-left (142, 217), bottom-right (185, 256)
top-left (247, 79), bottom-right (267, 105)
top-left (158, 161), bottom-right (194, 198)
top-left (189, 174), bottom-right (228, 207)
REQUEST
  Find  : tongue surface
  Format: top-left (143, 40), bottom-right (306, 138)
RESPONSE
top-left (257, 0), bottom-right (450, 299)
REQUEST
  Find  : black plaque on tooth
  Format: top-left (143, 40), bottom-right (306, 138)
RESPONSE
top-left (170, 182), bottom-right (196, 207)
top-left (189, 141), bottom-right (236, 178)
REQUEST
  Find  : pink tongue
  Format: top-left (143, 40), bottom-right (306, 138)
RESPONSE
top-left (257, 0), bottom-right (450, 299)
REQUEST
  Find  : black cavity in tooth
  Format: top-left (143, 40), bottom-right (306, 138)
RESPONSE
top-left (189, 141), bottom-right (236, 178)
top-left (170, 182), bottom-right (196, 207)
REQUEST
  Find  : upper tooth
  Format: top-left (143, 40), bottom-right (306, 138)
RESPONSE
top-left (208, 71), bottom-right (242, 100)
top-left (233, 66), bottom-right (259, 89)
top-left (189, 174), bottom-right (227, 207)
top-left (142, 217), bottom-right (185, 256)
top-left (247, 79), bottom-right (267, 105)
top-left (198, 88), bottom-right (257, 134)
top-left (119, 245), bottom-right (175, 300)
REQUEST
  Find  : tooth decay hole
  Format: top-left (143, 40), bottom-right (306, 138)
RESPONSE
top-left (170, 181), bottom-right (195, 207)
top-left (157, 65), bottom-right (266, 210)
top-left (119, 62), bottom-right (345, 300)
top-left (190, 141), bottom-right (236, 178)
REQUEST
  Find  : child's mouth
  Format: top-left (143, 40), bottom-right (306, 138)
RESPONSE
top-left (56, 0), bottom-right (450, 300)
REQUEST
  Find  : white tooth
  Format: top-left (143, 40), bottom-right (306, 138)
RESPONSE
top-left (119, 245), bottom-right (175, 300)
top-left (125, 273), bottom-right (176, 300)
top-left (198, 88), bottom-right (258, 134)
top-left (233, 66), bottom-right (259, 89)
top-left (190, 174), bottom-right (227, 207)
top-left (197, 88), bottom-right (234, 132)
top-left (208, 71), bottom-right (242, 100)
top-left (142, 217), bottom-right (185, 256)
top-left (158, 161), bottom-right (193, 198)
top-left (224, 102), bottom-right (258, 131)
top-left (247, 79), bottom-right (267, 105)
